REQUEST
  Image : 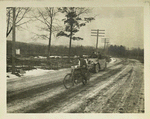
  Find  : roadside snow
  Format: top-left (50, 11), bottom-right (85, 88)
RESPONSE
top-left (109, 58), bottom-right (116, 63)
top-left (7, 58), bottom-right (116, 80)
top-left (24, 69), bottom-right (53, 76)
top-left (6, 73), bottom-right (19, 79)
top-left (7, 68), bottom-right (69, 81)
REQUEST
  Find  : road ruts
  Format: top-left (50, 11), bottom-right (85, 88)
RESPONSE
top-left (71, 59), bottom-right (144, 113)
top-left (7, 58), bottom-right (143, 113)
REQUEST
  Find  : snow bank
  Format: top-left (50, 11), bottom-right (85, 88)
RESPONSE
top-left (7, 68), bottom-right (70, 80)
top-left (24, 69), bottom-right (53, 76)
top-left (7, 72), bottom-right (19, 79)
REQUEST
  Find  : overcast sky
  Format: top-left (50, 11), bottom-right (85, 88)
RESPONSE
top-left (7, 6), bottom-right (144, 49)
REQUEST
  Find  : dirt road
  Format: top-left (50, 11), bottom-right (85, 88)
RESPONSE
top-left (7, 58), bottom-right (144, 113)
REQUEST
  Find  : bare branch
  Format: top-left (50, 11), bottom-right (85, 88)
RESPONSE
top-left (37, 8), bottom-right (50, 27)
top-left (16, 8), bottom-right (30, 24)
top-left (15, 8), bottom-right (22, 22)
top-left (35, 15), bottom-right (50, 28)
top-left (7, 9), bottom-right (11, 35)
top-left (31, 32), bottom-right (49, 40)
top-left (6, 26), bottom-right (12, 37)
top-left (6, 7), bottom-right (32, 37)
top-left (16, 19), bottom-right (32, 27)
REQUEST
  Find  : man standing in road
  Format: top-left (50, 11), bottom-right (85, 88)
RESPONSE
top-left (90, 51), bottom-right (97, 58)
top-left (98, 51), bottom-right (102, 59)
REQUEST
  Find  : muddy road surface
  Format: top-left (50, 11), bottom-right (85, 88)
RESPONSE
top-left (7, 58), bottom-right (144, 113)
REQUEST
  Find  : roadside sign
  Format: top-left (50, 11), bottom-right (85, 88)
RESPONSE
top-left (16, 49), bottom-right (20, 55)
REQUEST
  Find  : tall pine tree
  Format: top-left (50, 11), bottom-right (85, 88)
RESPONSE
top-left (57, 7), bottom-right (94, 62)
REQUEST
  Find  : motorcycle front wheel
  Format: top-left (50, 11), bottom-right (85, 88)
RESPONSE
top-left (63, 73), bottom-right (73, 89)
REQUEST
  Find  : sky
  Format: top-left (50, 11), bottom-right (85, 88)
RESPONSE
top-left (7, 6), bottom-right (144, 49)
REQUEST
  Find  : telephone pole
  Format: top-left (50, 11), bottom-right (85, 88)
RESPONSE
top-left (12, 7), bottom-right (16, 74)
top-left (106, 41), bottom-right (109, 55)
top-left (102, 37), bottom-right (109, 54)
top-left (104, 38), bottom-right (106, 50)
top-left (91, 29), bottom-right (105, 54)
top-left (104, 39), bottom-right (109, 50)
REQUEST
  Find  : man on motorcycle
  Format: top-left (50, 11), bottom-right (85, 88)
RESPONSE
top-left (77, 55), bottom-right (88, 82)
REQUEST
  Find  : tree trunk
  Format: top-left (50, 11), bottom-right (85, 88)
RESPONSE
top-left (12, 7), bottom-right (16, 74)
top-left (68, 24), bottom-right (73, 63)
top-left (47, 9), bottom-right (53, 60)
top-left (47, 28), bottom-right (52, 60)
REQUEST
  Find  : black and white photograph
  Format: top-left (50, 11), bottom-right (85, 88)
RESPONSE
top-left (0, 0), bottom-right (149, 118)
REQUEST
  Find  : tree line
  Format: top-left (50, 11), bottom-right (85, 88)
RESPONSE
top-left (7, 40), bottom-right (96, 57)
top-left (108, 45), bottom-right (144, 63)
top-left (7, 41), bottom-right (144, 62)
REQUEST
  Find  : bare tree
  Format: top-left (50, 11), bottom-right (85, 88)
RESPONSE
top-left (6, 7), bottom-right (31, 74)
top-left (6, 7), bottom-right (31, 37)
top-left (32, 7), bottom-right (61, 59)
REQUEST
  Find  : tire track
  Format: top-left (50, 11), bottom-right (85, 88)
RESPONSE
top-left (101, 67), bottom-right (134, 113)
top-left (7, 58), bottom-right (131, 113)
top-left (16, 67), bottom-right (124, 113)
top-left (102, 60), bottom-right (143, 113)
top-left (70, 65), bottom-right (133, 113)
top-left (7, 81), bottom-right (63, 103)
top-left (71, 60), bottom-right (144, 113)
top-left (7, 60), bottom-right (125, 104)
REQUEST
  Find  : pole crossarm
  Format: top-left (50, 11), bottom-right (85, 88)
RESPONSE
top-left (91, 32), bottom-right (105, 34)
top-left (91, 29), bottom-right (105, 31)
top-left (91, 35), bottom-right (105, 37)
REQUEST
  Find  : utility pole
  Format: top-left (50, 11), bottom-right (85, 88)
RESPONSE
top-left (12, 7), bottom-right (16, 74)
top-left (91, 29), bottom-right (105, 54)
top-left (104, 38), bottom-right (106, 50)
top-left (96, 29), bottom-right (99, 53)
top-left (106, 41), bottom-right (109, 55)
top-left (106, 41), bottom-right (109, 48)
top-left (102, 37), bottom-right (109, 54)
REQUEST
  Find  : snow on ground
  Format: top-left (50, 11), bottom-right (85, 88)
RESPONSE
top-left (109, 58), bottom-right (117, 63)
top-left (7, 68), bottom-right (69, 81)
top-left (24, 69), bottom-right (54, 76)
top-left (6, 73), bottom-right (19, 79)
top-left (7, 58), bottom-right (116, 81)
